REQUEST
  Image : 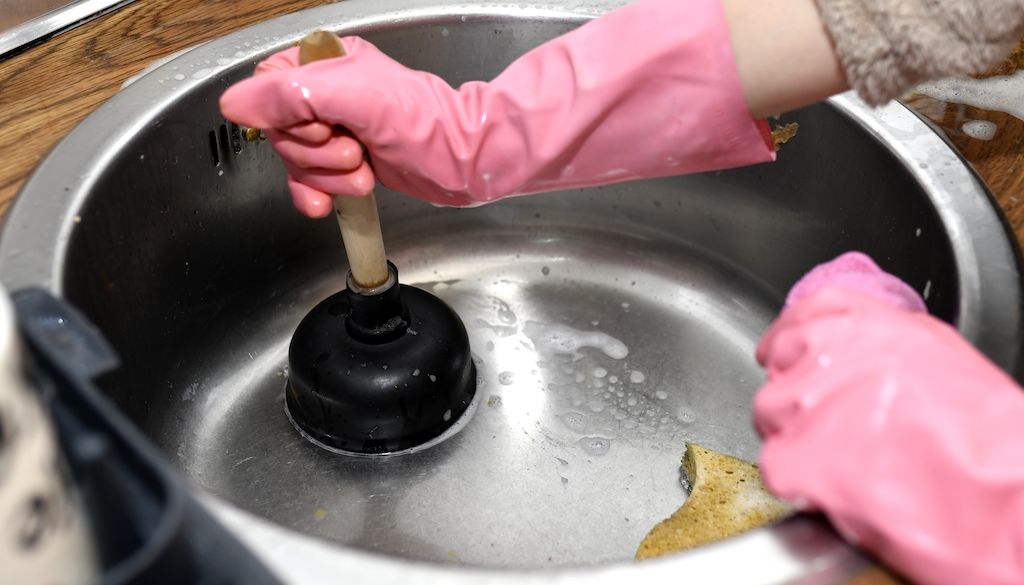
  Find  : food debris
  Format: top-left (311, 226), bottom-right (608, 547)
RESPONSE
top-left (771, 122), bottom-right (800, 149)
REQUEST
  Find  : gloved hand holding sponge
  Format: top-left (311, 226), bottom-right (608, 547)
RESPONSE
top-left (757, 253), bottom-right (1024, 585)
top-left (220, 1), bottom-right (1024, 584)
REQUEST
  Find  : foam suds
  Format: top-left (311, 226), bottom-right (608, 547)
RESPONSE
top-left (962, 120), bottom-right (998, 141)
top-left (915, 71), bottom-right (1024, 122)
top-left (523, 321), bottom-right (629, 360)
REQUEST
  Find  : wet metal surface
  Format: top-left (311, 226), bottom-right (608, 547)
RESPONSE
top-left (163, 218), bottom-right (774, 566)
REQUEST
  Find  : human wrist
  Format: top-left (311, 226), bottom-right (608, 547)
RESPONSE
top-left (721, 0), bottom-right (848, 118)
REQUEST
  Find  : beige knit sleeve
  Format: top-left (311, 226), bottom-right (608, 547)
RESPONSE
top-left (815, 0), bottom-right (1024, 105)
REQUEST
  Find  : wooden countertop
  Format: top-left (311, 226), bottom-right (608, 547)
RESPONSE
top-left (0, 2), bottom-right (1017, 584)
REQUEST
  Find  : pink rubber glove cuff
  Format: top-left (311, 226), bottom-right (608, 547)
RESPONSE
top-left (221, 0), bottom-right (775, 216)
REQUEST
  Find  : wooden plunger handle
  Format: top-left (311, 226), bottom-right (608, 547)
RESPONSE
top-left (299, 31), bottom-right (390, 289)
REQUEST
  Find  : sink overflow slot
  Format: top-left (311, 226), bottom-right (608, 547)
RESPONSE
top-left (208, 122), bottom-right (244, 168)
top-left (208, 130), bottom-right (220, 167)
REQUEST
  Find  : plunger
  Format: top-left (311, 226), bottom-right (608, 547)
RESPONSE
top-left (284, 31), bottom-right (476, 455)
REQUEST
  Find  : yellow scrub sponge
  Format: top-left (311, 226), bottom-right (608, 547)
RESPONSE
top-left (636, 444), bottom-right (792, 560)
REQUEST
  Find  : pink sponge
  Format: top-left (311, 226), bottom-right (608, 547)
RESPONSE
top-left (784, 251), bottom-right (927, 314)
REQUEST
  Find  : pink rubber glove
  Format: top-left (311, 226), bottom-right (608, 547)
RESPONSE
top-left (755, 252), bottom-right (1024, 585)
top-left (219, 0), bottom-right (775, 218)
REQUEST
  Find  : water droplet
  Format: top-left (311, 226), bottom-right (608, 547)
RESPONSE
top-left (493, 298), bottom-right (517, 325)
top-left (578, 436), bottom-right (611, 456)
top-left (677, 407), bottom-right (696, 424)
top-left (593, 367), bottom-right (607, 378)
top-left (629, 370), bottom-right (645, 384)
top-left (541, 266), bottom-right (550, 276)
top-left (412, 368), bottom-right (420, 377)
top-left (962, 119), bottom-right (998, 141)
top-left (498, 371), bottom-right (515, 385)
top-left (443, 409), bottom-right (452, 421)
top-left (655, 390), bottom-right (668, 400)
top-left (560, 411), bottom-right (588, 433)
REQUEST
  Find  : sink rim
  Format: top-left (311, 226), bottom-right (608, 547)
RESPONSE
top-left (1, 0), bottom-right (1021, 582)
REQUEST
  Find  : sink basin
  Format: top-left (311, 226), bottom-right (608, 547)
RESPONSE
top-left (2, 1), bottom-right (1023, 583)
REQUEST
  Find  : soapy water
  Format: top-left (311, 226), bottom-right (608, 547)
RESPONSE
top-left (522, 321), bottom-right (628, 360)
top-left (551, 359), bottom-right (693, 447)
top-left (915, 71), bottom-right (1024, 122)
top-left (578, 436), bottom-right (611, 456)
top-left (459, 292), bottom-right (696, 459)
top-left (560, 411), bottom-right (590, 433)
top-left (961, 120), bottom-right (998, 141)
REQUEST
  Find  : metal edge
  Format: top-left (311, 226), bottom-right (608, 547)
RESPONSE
top-left (828, 94), bottom-right (1024, 377)
top-left (0, 0), bottom-right (138, 58)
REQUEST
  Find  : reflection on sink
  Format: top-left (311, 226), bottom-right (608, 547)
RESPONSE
top-left (1, 0), bottom-right (1022, 583)
top-left (0, 0), bottom-right (70, 29)
top-left (0, 0), bottom-right (137, 57)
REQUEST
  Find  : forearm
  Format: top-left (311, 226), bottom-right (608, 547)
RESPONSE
top-left (722, 0), bottom-right (848, 119)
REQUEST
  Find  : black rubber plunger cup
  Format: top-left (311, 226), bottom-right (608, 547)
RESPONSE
top-left (286, 262), bottom-right (476, 455)
top-left (283, 32), bottom-right (476, 455)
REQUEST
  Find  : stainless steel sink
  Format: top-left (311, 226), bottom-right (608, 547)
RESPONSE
top-left (2, 1), bottom-right (1022, 583)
